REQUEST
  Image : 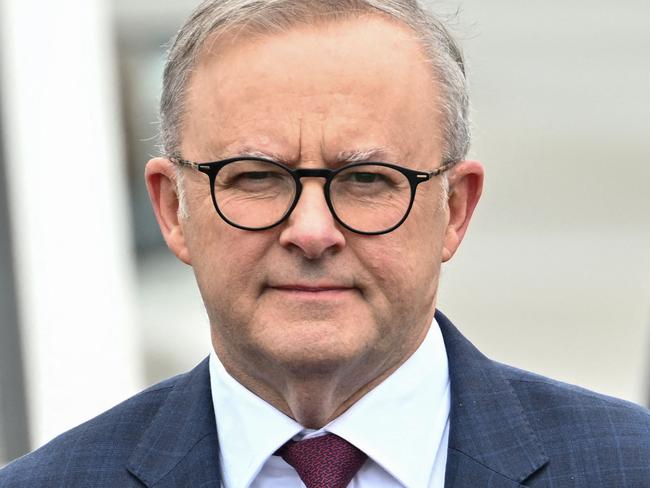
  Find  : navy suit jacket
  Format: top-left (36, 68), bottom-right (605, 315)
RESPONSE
top-left (2, 310), bottom-right (649, 487)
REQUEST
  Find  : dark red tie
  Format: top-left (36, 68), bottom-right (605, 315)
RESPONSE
top-left (276, 433), bottom-right (368, 488)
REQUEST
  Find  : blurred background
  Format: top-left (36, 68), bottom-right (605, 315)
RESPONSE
top-left (0, 0), bottom-right (648, 466)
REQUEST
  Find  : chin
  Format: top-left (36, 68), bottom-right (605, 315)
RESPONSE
top-left (255, 325), bottom-right (376, 378)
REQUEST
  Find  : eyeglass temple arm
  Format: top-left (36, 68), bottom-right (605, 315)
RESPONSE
top-left (168, 156), bottom-right (200, 170)
top-left (428, 159), bottom-right (459, 177)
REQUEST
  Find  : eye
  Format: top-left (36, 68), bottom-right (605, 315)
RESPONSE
top-left (348, 172), bottom-right (385, 184)
top-left (216, 159), bottom-right (293, 193)
top-left (236, 171), bottom-right (279, 181)
top-left (337, 169), bottom-right (400, 188)
top-left (225, 170), bottom-right (289, 193)
top-left (339, 171), bottom-right (392, 185)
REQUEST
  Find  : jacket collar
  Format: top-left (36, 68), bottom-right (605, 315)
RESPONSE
top-left (436, 310), bottom-right (549, 487)
top-left (126, 358), bottom-right (221, 487)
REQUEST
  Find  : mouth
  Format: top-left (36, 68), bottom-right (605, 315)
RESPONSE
top-left (266, 284), bottom-right (358, 299)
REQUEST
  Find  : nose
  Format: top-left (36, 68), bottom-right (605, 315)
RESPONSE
top-left (278, 179), bottom-right (346, 259)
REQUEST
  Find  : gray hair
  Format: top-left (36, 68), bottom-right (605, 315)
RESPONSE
top-left (160, 0), bottom-right (470, 166)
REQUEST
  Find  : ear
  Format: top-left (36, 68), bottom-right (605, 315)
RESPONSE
top-left (441, 160), bottom-right (484, 262)
top-left (145, 157), bottom-right (192, 265)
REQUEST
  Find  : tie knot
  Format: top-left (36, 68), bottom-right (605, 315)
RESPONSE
top-left (276, 433), bottom-right (368, 488)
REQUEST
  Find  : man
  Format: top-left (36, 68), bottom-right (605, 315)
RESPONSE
top-left (1, 0), bottom-right (649, 486)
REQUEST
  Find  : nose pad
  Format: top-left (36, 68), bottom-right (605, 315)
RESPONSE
top-left (278, 181), bottom-right (346, 259)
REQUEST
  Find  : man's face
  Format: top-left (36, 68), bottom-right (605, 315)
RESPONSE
top-left (151, 16), bottom-right (481, 391)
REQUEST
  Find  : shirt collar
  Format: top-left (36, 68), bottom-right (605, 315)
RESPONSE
top-left (209, 317), bottom-right (450, 488)
top-left (209, 353), bottom-right (302, 488)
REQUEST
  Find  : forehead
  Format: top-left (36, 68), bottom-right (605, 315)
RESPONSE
top-left (182, 15), bottom-right (442, 165)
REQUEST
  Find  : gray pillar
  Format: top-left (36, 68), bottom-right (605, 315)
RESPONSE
top-left (0, 60), bottom-right (30, 465)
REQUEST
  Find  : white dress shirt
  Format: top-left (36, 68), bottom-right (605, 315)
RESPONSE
top-left (209, 318), bottom-right (450, 488)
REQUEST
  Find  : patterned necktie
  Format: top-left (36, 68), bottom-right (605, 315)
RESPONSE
top-left (276, 433), bottom-right (368, 488)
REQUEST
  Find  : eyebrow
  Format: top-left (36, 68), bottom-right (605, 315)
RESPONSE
top-left (220, 146), bottom-right (290, 163)
top-left (239, 149), bottom-right (286, 161)
top-left (334, 147), bottom-right (395, 164)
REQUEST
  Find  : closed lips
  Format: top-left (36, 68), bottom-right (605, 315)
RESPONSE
top-left (271, 285), bottom-right (353, 292)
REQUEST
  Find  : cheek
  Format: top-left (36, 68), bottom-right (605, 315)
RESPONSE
top-left (185, 217), bottom-right (275, 307)
top-left (357, 237), bottom-right (420, 300)
top-left (359, 209), bottom-right (444, 302)
top-left (192, 237), bottom-right (247, 291)
top-left (409, 193), bottom-right (448, 254)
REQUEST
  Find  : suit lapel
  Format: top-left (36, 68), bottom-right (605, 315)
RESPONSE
top-left (445, 449), bottom-right (530, 488)
top-left (126, 358), bottom-right (221, 487)
top-left (436, 310), bottom-right (549, 487)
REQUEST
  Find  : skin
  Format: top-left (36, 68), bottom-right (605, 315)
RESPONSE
top-left (146, 15), bottom-right (483, 428)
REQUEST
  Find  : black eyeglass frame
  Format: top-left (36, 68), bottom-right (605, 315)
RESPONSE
top-left (170, 156), bottom-right (457, 235)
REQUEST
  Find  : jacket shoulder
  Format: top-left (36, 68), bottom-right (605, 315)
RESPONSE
top-left (502, 362), bottom-right (650, 426)
top-left (500, 363), bottom-right (650, 485)
top-left (0, 373), bottom-right (185, 487)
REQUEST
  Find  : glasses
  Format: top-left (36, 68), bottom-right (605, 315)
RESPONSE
top-left (170, 156), bottom-right (457, 235)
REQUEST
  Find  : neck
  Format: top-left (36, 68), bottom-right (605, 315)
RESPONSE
top-left (278, 358), bottom-right (400, 428)
top-left (214, 348), bottom-right (395, 428)
top-left (211, 312), bottom-right (434, 429)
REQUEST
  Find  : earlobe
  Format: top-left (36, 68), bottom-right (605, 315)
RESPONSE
top-left (441, 160), bottom-right (484, 262)
top-left (144, 157), bottom-right (192, 265)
